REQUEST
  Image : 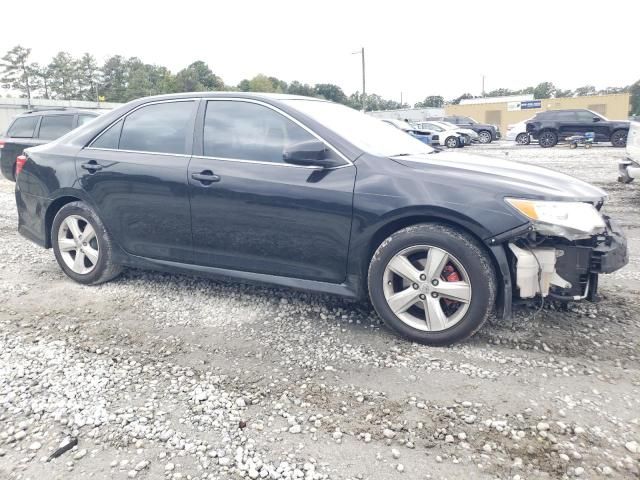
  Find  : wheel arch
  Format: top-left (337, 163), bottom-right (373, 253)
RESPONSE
top-left (358, 210), bottom-right (511, 318)
top-left (44, 195), bottom-right (83, 248)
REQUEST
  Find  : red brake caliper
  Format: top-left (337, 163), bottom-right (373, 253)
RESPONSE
top-left (441, 264), bottom-right (460, 306)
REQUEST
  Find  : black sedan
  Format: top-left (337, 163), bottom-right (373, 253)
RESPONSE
top-left (15, 93), bottom-right (628, 345)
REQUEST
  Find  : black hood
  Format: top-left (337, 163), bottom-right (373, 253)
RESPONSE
top-left (392, 151), bottom-right (607, 203)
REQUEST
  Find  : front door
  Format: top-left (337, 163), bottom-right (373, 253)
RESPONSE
top-left (76, 100), bottom-right (197, 263)
top-left (188, 99), bottom-right (356, 283)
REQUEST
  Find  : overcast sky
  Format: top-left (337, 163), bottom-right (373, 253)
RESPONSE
top-left (2, 0), bottom-right (638, 104)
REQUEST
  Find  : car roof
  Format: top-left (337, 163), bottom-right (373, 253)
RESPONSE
top-left (132, 91), bottom-right (329, 103)
top-left (17, 108), bottom-right (101, 117)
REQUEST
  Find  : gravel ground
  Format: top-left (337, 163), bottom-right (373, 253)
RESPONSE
top-left (1, 143), bottom-right (639, 480)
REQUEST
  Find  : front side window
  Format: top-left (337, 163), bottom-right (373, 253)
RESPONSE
top-left (119, 101), bottom-right (195, 154)
top-left (38, 115), bottom-right (74, 140)
top-left (576, 110), bottom-right (599, 122)
top-left (8, 116), bottom-right (39, 138)
top-left (203, 101), bottom-right (317, 163)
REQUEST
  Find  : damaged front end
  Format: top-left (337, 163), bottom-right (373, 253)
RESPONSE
top-left (492, 198), bottom-right (628, 314)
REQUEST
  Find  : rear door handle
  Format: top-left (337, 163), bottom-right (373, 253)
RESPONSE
top-left (191, 171), bottom-right (221, 184)
top-left (81, 162), bottom-right (103, 172)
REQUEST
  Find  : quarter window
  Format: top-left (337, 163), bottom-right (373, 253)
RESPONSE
top-left (203, 101), bottom-right (317, 163)
top-left (78, 114), bottom-right (97, 126)
top-left (38, 115), bottom-right (74, 140)
top-left (8, 116), bottom-right (39, 138)
top-left (92, 119), bottom-right (123, 149)
top-left (119, 101), bottom-right (195, 155)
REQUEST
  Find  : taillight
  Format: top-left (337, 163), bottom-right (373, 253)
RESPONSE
top-left (0, 140), bottom-right (5, 149)
top-left (15, 155), bottom-right (27, 177)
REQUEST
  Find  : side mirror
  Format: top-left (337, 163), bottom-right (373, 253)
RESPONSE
top-left (283, 140), bottom-right (337, 168)
top-left (593, 117), bottom-right (601, 122)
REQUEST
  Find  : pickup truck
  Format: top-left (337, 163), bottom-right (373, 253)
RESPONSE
top-left (526, 109), bottom-right (629, 148)
top-left (618, 121), bottom-right (640, 183)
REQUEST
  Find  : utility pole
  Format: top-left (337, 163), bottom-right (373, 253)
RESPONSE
top-left (400, 91), bottom-right (403, 105)
top-left (352, 47), bottom-right (366, 111)
top-left (482, 75), bottom-right (486, 97)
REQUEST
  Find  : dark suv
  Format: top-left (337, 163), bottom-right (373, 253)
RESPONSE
top-left (426, 116), bottom-right (500, 144)
top-left (1, 108), bottom-right (100, 181)
top-left (526, 109), bottom-right (629, 148)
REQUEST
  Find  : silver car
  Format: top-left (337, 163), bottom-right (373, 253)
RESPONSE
top-left (618, 121), bottom-right (640, 183)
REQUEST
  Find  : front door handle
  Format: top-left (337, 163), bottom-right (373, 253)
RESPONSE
top-left (191, 171), bottom-right (221, 185)
top-left (81, 162), bottom-right (103, 172)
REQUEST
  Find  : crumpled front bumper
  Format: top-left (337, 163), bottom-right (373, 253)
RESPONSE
top-left (590, 217), bottom-right (628, 274)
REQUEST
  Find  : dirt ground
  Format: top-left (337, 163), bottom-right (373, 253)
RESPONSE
top-left (0, 142), bottom-right (639, 480)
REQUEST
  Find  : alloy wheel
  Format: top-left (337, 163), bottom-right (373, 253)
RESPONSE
top-left (611, 130), bottom-right (628, 147)
top-left (445, 137), bottom-right (458, 148)
top-left (57, 215), bottom-right (100, 274)
top-left (478, 131), bottom-right (491, 143)
top-left (516, 133), bottom-right (530, 145)
top-left (382, 245), bottom-right (472, 332)
top-left (539, 132), bottom-right (556, 147)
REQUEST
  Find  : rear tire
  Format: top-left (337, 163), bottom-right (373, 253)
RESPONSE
top-left (368, 224), bottom-right (497, 345)
top-left (610, 129), bottom-right (628, 148)
top-left (515, 133), bottom-right (530, 145)
top-left (538, 130), bottom-right (558, 148)
top-left (52, 202), bottom-right (123, 285)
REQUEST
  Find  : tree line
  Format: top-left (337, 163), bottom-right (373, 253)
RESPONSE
top-left (1, 45), bottom-right (638, 115)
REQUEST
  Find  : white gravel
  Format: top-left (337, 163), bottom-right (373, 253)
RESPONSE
top-left (0, 143), bottom-right (639, 479)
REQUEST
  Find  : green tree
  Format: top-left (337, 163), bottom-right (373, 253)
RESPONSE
top-left (485, 88), bottom-right (516, 97)
top-left (286, 80), bottom-right (315, 97)
top-left (533, 82), bottom-right (556, 99)
top-left (237, 79), bottom-right (251, 91)
top-left (414, 95), bottom-right (444, 108)
top-left (76, 53), bottom-right (101, 101)
top-left (555, 88), bottom-right (573, 98)
top-left (30, 63), bottom-right (52, 99)
top-left (100, 55), bottom-right (129, 102)
top-left (450, 93), bottom-right (474, 105)
top-left (48, 51), bottom-right (78, 99)
top-left (574, 85), bottom-right (596, 97)
top-left (174, 61), bottom-right (223, 92)
top-left (268, 76), bottom-right (287, 93)
top-left (0, 45), bottom-right (35, 105)
top-left (314, 83), bottom-right (348, 104)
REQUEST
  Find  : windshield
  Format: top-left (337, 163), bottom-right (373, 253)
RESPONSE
top-left (588, 110), bottom-right (609, 121)
top-left (418, 122), bottom-right (443, 132)
top-left (283, 99), bottom-right (434, 156)
top-left (460, 116), bottom-right (478, 124)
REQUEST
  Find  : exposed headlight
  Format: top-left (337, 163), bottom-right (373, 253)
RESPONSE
top-left (506, 198), bottom-right (606, 239)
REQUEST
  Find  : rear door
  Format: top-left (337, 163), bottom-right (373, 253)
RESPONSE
top-left (1, 115), bottom-right (41, 180)
top-left (76, 99), bottom-right (197, 263)
top-left (574, 110), bottom-right (609, 141)
top-left (187, 98), bottom-right (356, 283)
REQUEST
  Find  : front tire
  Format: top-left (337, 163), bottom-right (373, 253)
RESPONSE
top-left (368, 224), bottom-right (497, 345)
top-left (538, 130), bottom-right (558, 148)
top-left (52, 202), bottom-right (123, 285)
top-left (611, 129), bottom-right (628, 148)
top-left (478, 130), bottom-right (492, 144)
top-left (515, 133), bottom-right (530, 145)
top-left (445, 136), bottom-right (459, 148)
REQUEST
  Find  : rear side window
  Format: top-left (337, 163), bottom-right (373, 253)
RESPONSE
top-left (78, 114), bottom-right (97, 126)
top-left (38, 115), bottom-right (74, 140)
top-left (203, 100), bottom-right (317, 163)
top-left (8, 116), bottom-right (39, 138)
top-left (92, 119), bottom-right (123, 149)
top-left (119, 101), bottom-right (195, 154)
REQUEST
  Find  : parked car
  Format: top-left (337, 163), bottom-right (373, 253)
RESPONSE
top-left (15, 93), bottom-right (627, 345)
top-left (505, 118), bottom-right (533, 145)
top-left (618, 121), bottom-right (640, 183)
top-left (1, 108), bottom-right (100, 181)
top-left (406, 121), bottom-right (465, 148)
top-left (414, 121), bottom-right (476, 146)
top-left (380, 119), bottom-right (433, 145)
top-left (426, 115), bottom-right (500, 144)
top-left (526, 109), bottom-right (629, 148)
